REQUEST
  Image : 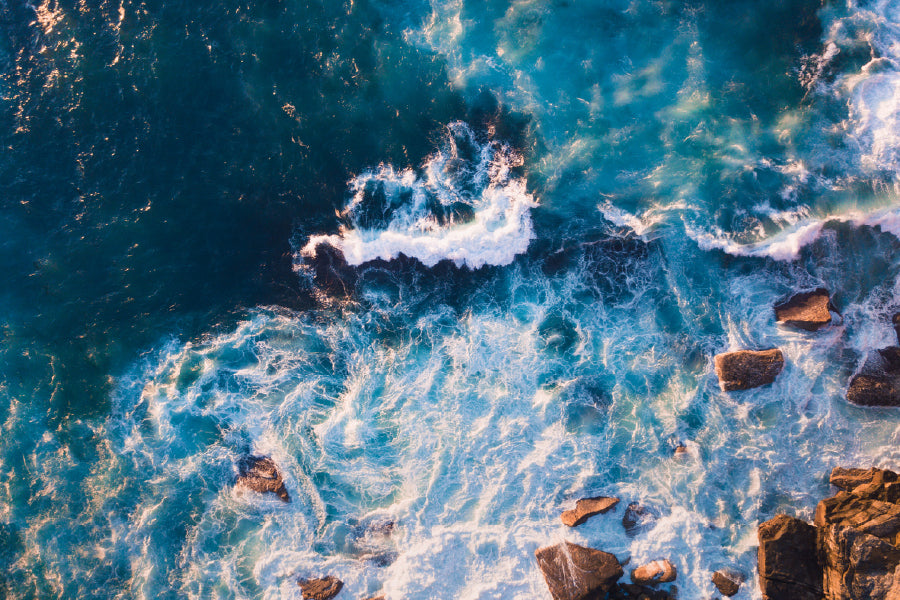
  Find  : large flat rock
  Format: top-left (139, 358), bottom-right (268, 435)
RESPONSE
top-left (535, 541), bottom-right (623, 600)
top-left (560, 496), bottom-right (619, 527)
top-left (774, 288), bottom-right (833, 331)
top-left (714, 349), bottom-right (784, 391)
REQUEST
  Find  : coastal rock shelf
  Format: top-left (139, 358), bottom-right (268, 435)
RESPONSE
top-left (758, 467), bottom-right (900, 600)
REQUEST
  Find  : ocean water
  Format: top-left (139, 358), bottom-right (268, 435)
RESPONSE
top-left (4, 0), bottom-right (900, 598)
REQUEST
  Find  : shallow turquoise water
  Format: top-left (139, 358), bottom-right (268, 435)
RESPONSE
top-left (3, 0), bottom-right (900, 598)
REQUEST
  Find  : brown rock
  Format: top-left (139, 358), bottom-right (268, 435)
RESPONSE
top-left (775, 288), bottom-right (834, 331)
top-left (818, 523), bottom-right (900, 600)
top-left (630, 559), bottom-right (676, 585)
top-left (535, 541), bottom-right (623, 600)
top-left (561, 496), bottom-right (620, 527)
top-left (714, 349), bottom-right (784, 391)
top-left (815, 491), bottom-right (900, 541)
top-left (757, 514), bottom-right (823, 600)
top-left (299, 576), bottom-right (343, 600)
top-left (712, 569), bottom-right (744, 597)
top-left (847, 347), bottom-right (900, 407)
top-left (831, 467), bottom-right (884, 492)
top-left (236, 455), bottom-right (290, 502)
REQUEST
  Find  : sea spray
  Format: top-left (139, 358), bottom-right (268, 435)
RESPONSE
top-left (302, 122), bottom-right (537, 269)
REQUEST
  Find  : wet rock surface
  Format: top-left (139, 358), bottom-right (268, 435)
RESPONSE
top-left (758, 514), bottom-right (822, 600)
top-left (711, 568), bottom-right (743, 597)
top-left (630, 559), bottom-right (676, 585)
top-left (299, 576), bottom-right (343, 600)
top-left (535, 541), bottom-right (623, 600)
top-left (714, 348), bottom-right (784, 391)
top-left (848, 347), bottom-right (900, 407)
top-left (623, 503), bottom-right (660, 537)
top-left (774, 288), bottom-right (834, 331)
top-left (561, 496), bottom-right (620, 527)
top-left (235, 455), bottom-right (290, 502)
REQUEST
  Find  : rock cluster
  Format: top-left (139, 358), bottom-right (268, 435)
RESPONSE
top-left (758, 466), bottom-right (900, 600)
top-left (235, 455), bottom-right (290, 502)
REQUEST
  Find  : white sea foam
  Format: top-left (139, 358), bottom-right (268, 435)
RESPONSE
top-left (685, 204), bottom-right (900, 261)
top-left (302, 122), bottom-right (537, 269)
top-left (809, 0), bottom-right (900, 178)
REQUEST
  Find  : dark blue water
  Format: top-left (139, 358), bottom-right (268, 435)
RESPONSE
top-left (3, 0), bottom-right (900, 597)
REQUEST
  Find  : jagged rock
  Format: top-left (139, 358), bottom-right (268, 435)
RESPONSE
top-left (714, 349), bottom-right (784, 391)
top-left (757, 514), bottom-right (823, 600)
top-left (299, 576), bottom-right (343, 600)
top-left (712, 569), bottom-right (744, 597)
top-left (831, 467), bottom-right (886, 492)
top-left (774, 288), bottom-right (834, 331)
top-left (561, 496), bottom-right (620, 527)
top-left (815, 491), bottom-right (900, 540)
top-left (818, 523), bottom-right (900, 600)
top-left (235, 455), bottom-right (290, 502)
top-left (848, 347), bottom-right (900, 407)
top-left (894, 313), bottom-right (900, 346)
top-left (535, 541), bottom-right (623, 600)
top-left (631, 559), bottom-right (677, 585)
top-left (623, 503), bottom-right (659, 537)
top-left (673, 445), bottom-right (689, 458)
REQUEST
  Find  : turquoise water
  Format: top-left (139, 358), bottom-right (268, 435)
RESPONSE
top-left (4, 0), bottom-right (900, 598)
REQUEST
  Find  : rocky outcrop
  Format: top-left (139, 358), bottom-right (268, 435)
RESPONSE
top-left (630, 559), bottom-right (676, 585)
top-left (758, 467), bottom-right (900, 600)
top-left (848, 347), bottom-right (900, 407)
top-left (561, 496), bottom-right (620, 527)
top-left (535, 541), bottom-right (623, 600)
top-left (235, 455), bottom-right (290, 502)
top-left (299, 576), bottom-right (343, 600)
top-left (774, 288), bottom-right (834, 331)
top-left (712, 569), bottom-right (744, 597)
top-left (715, 349), bottom-right (785, 391)
top-left (817, 467), bottom-right (900, 600)
top-left (758, 514), bottom-right (822, 600)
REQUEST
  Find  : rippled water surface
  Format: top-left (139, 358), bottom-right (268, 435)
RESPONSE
top-left (4, 0), bottom-right (900, 598)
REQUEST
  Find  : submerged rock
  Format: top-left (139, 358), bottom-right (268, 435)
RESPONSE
top-left (609, 582), bottom-right (675, 599)
top-left (235, 455), bottom-right (290, 502)
top-left (848, 347), bottom-right (900, 407)
top-left (561, 496), bottom-right (620, 527)
top-left (630, 559), bottom-right (676, 585)
top-left (757, 514), bottom-right (822, 600)
top-left (299, 576), bottom-right (343, 600)
top-left (622, 503), bottom-right (659, 537)
top-left (535, 541), bottom-right (623, 600)
top-left (774, 288), bottom-right (834, 331)
top-left (711, 569), bottom-right (744, 597)
top-left (714, 349), bottom-right (784, 391)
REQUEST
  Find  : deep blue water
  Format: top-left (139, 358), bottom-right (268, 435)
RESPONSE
top-left (3, 0), bottom-right (900, 597)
